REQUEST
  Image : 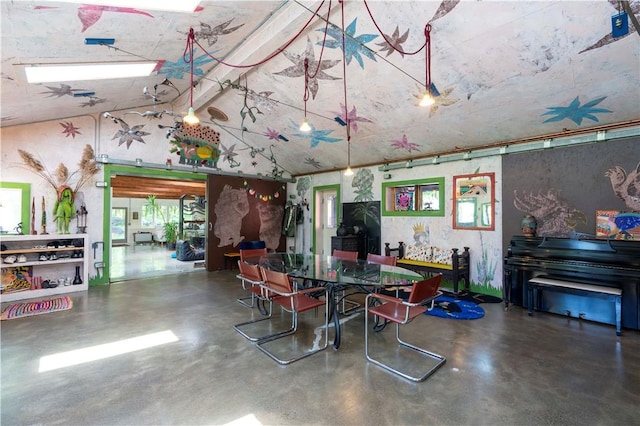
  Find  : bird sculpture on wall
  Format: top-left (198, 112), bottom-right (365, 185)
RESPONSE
top-left (605, 162), bottom-right (640, 211)
top-left (103, 112), bottom-right (150, 148)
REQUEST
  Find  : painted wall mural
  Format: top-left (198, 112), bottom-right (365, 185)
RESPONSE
top-left (605, 161), bottom-right (640, 210)
top-left (169, 123), bottom-right (221, 168)
top-left (213, 184), bottom-right (249, 247)
top-left (257, 203), bottom-right (284, 250)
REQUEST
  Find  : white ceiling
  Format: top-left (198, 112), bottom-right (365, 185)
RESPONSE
top-left (2, 1), bottom-right (639, 177)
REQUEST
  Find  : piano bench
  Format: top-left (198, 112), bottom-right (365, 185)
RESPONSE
top-left (528, 276), bottom-right (623, 336)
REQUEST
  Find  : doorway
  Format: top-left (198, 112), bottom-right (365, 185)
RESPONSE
top-left (111, 207), bottom-right (127, 244)
top-left (313, 184), bottom-right (340, 256)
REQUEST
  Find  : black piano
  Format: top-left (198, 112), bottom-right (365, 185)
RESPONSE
top-left (504, 235), bottom-right (640, 331)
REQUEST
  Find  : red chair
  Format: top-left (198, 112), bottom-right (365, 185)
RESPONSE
top-left (240, 247), bottom-right (267, 262)
top-left (365, 274), bottom-right (446, 382)
top-left (366, 253), bottom-right (397, 266)
top-left (332, 249), bottom-right (358, 261)
top-left (256, 267), bottom-right (329, 365)
top-left (236, 248), bottom-right (268, 307)
top-left (233, 261), bottom-right (278, 341)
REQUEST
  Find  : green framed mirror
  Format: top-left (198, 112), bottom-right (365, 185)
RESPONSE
top-left (381, 177), bottom-right (445, 217)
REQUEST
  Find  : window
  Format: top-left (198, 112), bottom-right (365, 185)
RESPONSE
top-left (382, 177), bottom-right (445, 217)
top-left (141, 203), bottom-right (179, 227)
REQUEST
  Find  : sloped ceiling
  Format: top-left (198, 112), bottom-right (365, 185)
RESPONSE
top-left (2, 1), bottom-right (639, 178)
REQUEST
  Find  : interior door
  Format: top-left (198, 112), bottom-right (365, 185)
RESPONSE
top-left (111, 207), bottom-right (127, 244)
top-left (314, 187), bottom-right (338, 256)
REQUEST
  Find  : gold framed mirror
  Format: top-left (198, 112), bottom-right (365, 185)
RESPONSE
top-left (453, 172), bottom-right (495, 230)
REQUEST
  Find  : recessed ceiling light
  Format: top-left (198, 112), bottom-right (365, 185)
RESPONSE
top-left (42, 0), bottom-right (202, 13)
top-left (24, 61), bottom-right (161, 83)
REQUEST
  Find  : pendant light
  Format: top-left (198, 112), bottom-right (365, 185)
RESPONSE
top-left (183, 28), bottom-right (200, 125)
top-left (299, 58), bottom-right (311, 132)
top-left (340, 0), bottom-right (354, 176)
top-left (419, 23), bottom-right (435, 107)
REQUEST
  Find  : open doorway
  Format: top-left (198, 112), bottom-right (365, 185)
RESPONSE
top-left (105, 170), bottom-right (207, 282)
top-left (313, 184), bottom-right (340, 256)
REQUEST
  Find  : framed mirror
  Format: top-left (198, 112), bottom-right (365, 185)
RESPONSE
top-left (453, 173), bottom-right (495, 230)
top-left (0, 182), bottom-right (31, 234)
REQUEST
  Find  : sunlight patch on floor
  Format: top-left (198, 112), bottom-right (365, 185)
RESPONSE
top-left (39, 330), bottom-right (179, 372)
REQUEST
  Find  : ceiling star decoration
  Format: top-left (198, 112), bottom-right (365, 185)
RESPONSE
top-left (274, 37), bottom-right (341, 100)
top-left (265, 128), bottom-right (288, 142)
top-left (60, 121), bottom-right (81, 138)
top-left (124, 110), bottom-right (177, 120)
top-left (375, 25), bottom-right (409, 57)
top-left (304, 158), bottom-right (322, 169)
top-left (79, 96), bottom-right (105, 108)
top-left (245, 89), bottom-right (277, 112)
top-left (333, 104), bottom-right (373, 133)
top-left (192, 19), bottom-right (245, 46)
top-left (76, 5), bottom-right (153, 32)
top-left (319, 18), bottom-right (378, 69)
top-left (103, 112), bottom-right (150, 148)
top-left (390, 134), bottom-right (421, 152)
top-left (289, 119), bottom-right (341, 148)
top-left (413, 83), bottom-right (459, 116)
top-left (158, 49), bottom-right (216, 80)
top-left (244, 180), bottom-right (286, 202)
top-left (40, 84), bottom-right (87, 98)
top-left (542, 96), bottom-right (612, 126)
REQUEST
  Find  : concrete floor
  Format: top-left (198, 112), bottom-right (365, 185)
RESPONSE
top-left (1, 269), bottom-right (639, 426)
top-left (110, 244), bottom-right (202, 282)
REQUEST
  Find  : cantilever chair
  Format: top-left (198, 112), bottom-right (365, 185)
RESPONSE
top-left (233, 261), bottom-right (279, 341)
top-left (256, 267), bottom-right (329, 365)
top-left (365, 274), bottom-right (446, 382)
top-left (366, 253), bottom-right (397, 266)
top-left (235, 260), bottom-right (266, 310)
top-left (237, 244), bottom-right (267, 307)
top-left (332, 249), bottom-right (360, 314)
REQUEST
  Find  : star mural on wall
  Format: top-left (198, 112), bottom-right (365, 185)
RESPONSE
top-left (375, 25), bottom-right (409, 57)
top-left (289, 120), bottom-right (341, 148)
top-left (319, 19), bottom-right (378, 69)
top-left (158, 50), bottom-right (216, 80)
top-left (542, 96), bottom-right (612, 125)
top-left (390, 134), bottom-right (421, 152)
top-left (60, 121), bottom-right (81, 138)
top-left (274, 38), bottom-right (341, 100)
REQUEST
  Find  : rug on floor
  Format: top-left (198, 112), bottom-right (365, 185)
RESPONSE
top-left (424, 295), bottom-right (485, 320)
top-left (1, 295), bottom-right (73, 320)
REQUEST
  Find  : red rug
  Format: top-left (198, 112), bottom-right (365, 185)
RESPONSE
top-left (1, 295), bottom-right (73, 320)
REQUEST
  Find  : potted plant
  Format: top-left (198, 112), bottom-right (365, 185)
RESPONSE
top-left (147, 195), bottom-right (178, 250)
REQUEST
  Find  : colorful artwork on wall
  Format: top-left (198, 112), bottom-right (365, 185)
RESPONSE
top-left (1, 265), bottom-right (32, 294)
top-left (596, 210), bottom-right (640, 240)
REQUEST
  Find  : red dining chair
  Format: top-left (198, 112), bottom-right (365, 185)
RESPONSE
top-left (365, 274), bottom-right (446, 382)
top-left (255, 267), bottom-right (329, 365)
top-left (366, 253), bottom-right (397, 266)
top-left (236, 247), bottom-right (268, 306)
top-left (332, 249), bottom-right (360, 314)
top-left (233, 261), bottom-right (279, 341)
top-left (332, 249), bottom-right (358, 261)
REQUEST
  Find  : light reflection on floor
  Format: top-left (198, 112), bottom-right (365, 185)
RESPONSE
top-left (110, 244), bottom-right (203, 282)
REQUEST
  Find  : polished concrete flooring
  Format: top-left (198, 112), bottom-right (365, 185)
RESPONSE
top-left (1, 269), bottom-right (640, 425)
top-left (110, 243), bottom-right (202, 282)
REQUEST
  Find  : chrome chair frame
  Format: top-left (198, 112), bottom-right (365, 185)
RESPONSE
top-left (364, 275), bottom-right (446, 382)
top-left (332, 249), bottom-right (361, 314)
top-left (256, 268), bottom-right (329, 365)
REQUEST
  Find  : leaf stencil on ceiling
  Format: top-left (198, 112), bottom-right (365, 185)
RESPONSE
top-left (60, 121), bottom-right (81, 138)
top-left (79, 97), bottom-right (106, 108)
top-left (192, 19), bottom-right (245, 46)
top-left (413, 83), bottom-right (460, 117)
top-left (246, 90), bottom-right (277, 112)
top-left (40, 84), bottom-right (87, 98)
top-left (332, 104), bottom-right (373, 132)
top-left (304, 158), bottom-right (322, 169)
top-left (34, 4), bottom-right (154, 32)
top-left (265, 128), bottom-right (288, 142)
top-left (542, 96), bottom-right (612, 125)
top-left (319, 19), bottom-right (378, 69)
top-left (375, 26), bottom-right (410, 57)
top-left (430, 0), bottom-right (462, 22)
top-left (289, 119), bottom-right (341, 148)
top-left (274, 38), bottom-right (340, 100)
top-left (158, 50), bottom-right (216, 80)
top-left (390, 134), bottom-right (420, 152)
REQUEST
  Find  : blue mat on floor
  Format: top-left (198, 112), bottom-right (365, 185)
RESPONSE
top-left (425, 295), bottom-right (485, 320)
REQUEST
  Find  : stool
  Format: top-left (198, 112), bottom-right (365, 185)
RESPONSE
top-left (224, 252), bottom-right (241, 270)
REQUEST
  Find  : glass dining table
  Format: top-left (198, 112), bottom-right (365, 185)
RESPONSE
top-left (243, 252), bottom-right (423, 349)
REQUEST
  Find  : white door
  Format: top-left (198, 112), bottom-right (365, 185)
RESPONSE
top-left (314, 188), bottom-right (337, 256)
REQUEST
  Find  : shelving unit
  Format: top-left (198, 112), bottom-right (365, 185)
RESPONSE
top-left (179, 194), bottom-right (206, 242)
top-left (0, 233), bottom-right (89, 302)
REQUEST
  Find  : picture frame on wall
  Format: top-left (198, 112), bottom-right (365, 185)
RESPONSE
top-left (132, 212), bottom-right (139, 220)
top-left (596, 210), bottom-right (640, 240)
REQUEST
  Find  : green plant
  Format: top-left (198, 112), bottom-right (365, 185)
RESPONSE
top-left (162, 221), bottom-right (178, 245)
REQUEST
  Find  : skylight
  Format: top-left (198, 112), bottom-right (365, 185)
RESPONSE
top-left (24, 61), bottom-right (160, 83)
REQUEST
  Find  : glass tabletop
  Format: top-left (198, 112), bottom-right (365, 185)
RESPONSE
top-left (244, 253), bottom-right (422, 287)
